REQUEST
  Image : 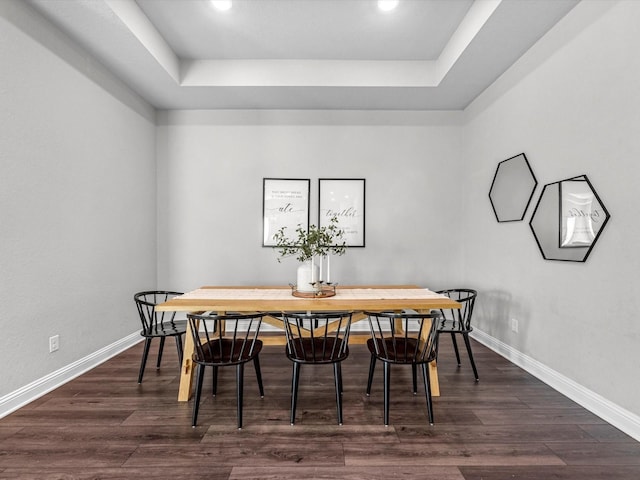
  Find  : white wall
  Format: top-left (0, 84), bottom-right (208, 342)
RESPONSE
top-left (462, 0), bottom-right (640, 419)
top-left (156, 110), bottom-right (466, 293)
top-left (0, 1), bottom-right (156, 396)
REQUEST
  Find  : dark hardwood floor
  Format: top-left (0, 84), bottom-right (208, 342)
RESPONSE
top-left (1, 337), bottom-right (639, 479)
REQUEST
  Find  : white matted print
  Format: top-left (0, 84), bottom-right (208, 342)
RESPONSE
top-left (263, 178), bottom-right (310, 246)
top-left (319, 178), bottom-right (365, 247)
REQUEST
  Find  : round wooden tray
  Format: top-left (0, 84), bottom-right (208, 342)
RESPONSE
top-left (289, 283), bottom-right (337, 298)
top-left (291, 289), bottom-right (336, 298)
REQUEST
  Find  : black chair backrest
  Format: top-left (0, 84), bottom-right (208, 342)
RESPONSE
top-left (282, 311), bottom-right (353, 363)
top-left (435, 289), bottom-right (477, 331)
top-left (364, 311), bottom-right (440, 364)
top-left (134, 291), bottom-right (183, 335)
top-left (187, 313), bottom-right (263, 366)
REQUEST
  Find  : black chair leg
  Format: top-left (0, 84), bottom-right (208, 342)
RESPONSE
top-left (421, 363), bottom-right (434, 425)
top-left (366, 354), bottom-right (376, 396)
top-left (462, 333), bottom-right (480, 382)
top-left (236, 363), bottom-right (244, 429)
top-left (253, 356), bottom-right (265, 397)
top-left (212, 366), bottom-right (218, 396)
top-left (156, 337), bottom-right (166, 368)
top-left (383, 361), bottom-right (391, 426)
top-left (192, 364), bottom-right (206, 427)
top-left (290, 362), bottom-right (301, 425)
top-left (175, 334), bottom-right (184, 366)
top-left (333, 363), bottom-right (343, 425)
top-left (450, 332), bottom-right (461, 366)
top-left (337, 362), bottom-right (344, 395)
top-left (412, 364), bottom-right (418, 394)
top-left (138, 338), bottom-right (152, 384)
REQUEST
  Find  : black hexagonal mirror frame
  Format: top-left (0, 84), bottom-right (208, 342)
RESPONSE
top-left (529, 174), bottom-right (610, 262)
top-left (489, 153), bottom-right (538, 222)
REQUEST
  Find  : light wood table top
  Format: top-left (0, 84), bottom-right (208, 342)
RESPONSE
top-left (156, 284), bottom-right (460, 313)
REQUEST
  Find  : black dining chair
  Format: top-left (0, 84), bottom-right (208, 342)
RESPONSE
top-left (364, 311), bottom-right (440, 425)
top-left (434, 289), bottom-right (479, 381)
top-left (134, 290), bottom-right (186, 384)
top-left (187, 312), bottom-right (264, 429)
top-left (282, 311), bottom-right (353, 425)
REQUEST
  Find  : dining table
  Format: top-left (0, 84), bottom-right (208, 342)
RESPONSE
top-left (155, 285), bottom-right (461, 401)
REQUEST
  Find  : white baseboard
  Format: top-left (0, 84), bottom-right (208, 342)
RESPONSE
top-left (0, 332), bottom-right (142, 419)
top-left (471, 328), bottom-right (640, 442)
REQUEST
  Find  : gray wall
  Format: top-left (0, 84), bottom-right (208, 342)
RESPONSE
top-left (0, 1), bottom-right (157, 396)
top-left (462, 0), bottom-right (640, 417)
top-left (156, 110), bottom-right (466, 292)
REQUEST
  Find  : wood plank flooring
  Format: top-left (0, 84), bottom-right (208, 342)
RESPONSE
top-left (1, 338), bottom-right (639, 479)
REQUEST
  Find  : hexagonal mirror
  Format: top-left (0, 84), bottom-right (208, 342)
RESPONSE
top-left (489, 153), bottom-right (538, 222)
top-left (529, 175), bottom-right (610, 262)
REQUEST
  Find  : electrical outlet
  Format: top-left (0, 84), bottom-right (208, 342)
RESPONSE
top-left (49, 335), bottom-right (59, 353)
top-left (511, 318), bottom-right (519, 333)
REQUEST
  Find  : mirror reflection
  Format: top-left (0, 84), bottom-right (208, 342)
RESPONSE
top-left (529, 175), bottom-right (610, 262)
top-left (559, 177), bottom-right (605, 248)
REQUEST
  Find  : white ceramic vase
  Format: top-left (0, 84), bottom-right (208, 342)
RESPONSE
top-left (296, 260), bottom-right (319, 292)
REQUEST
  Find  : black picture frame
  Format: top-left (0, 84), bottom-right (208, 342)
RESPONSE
top-left (318, 178), bottom-right (366, 247)
top-left (262, 178), bottom-right (310, 247)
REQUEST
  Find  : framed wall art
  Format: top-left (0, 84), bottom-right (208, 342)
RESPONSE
top-left (318, 178), bottom-right (366, 247)
top-left (262, 178), bottom-right (310, 247)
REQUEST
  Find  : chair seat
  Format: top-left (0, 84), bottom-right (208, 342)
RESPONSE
top-left (197, 338), bottom-right (263, 365)
top-left (366, 337), bottom-right (435, 364)
top-left (140, 320), bottom-right (188, 338)
top-left (287, 337), bottom-right (348, 363)
top-left (436, 319), bottom-right (473, 333)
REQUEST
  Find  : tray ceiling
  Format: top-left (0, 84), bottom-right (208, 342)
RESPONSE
top-left (26, 0), bottom-right (579, 110)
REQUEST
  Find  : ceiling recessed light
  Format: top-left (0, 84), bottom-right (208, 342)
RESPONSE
top-left (211, 0), bottom-right (232, 12)
top-left (378, 0), bottom-right (399, 12)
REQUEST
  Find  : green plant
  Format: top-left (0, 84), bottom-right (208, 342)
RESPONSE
top-left (273, 215), bottom-right (347, 263)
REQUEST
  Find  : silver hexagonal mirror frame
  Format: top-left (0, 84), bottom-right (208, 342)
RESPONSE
top-left (529, 174), bottom-right (610, 262)
top-left (489, 153), bottom-right (538, 222)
